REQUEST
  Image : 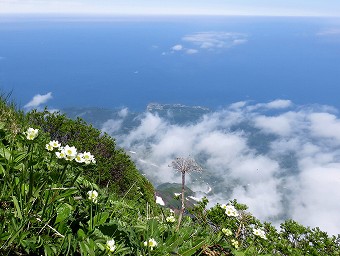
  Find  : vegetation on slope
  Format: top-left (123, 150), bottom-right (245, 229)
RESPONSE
top-left (1, 95), bottom-right (340, 255)
top-left (25, 108), bottom-right (154, 203)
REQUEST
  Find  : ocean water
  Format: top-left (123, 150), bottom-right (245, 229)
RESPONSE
top-left (0, 15), bottom-right (340, 110)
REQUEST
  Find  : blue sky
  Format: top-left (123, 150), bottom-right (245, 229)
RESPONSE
top-left (0, 0), bottom-right (340, 17)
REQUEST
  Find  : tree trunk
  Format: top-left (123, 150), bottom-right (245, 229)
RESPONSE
top-left (177, 171), bottom-right (186, 230)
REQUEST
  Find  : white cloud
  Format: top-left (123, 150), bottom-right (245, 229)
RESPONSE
top-left (317, 28), bottom-right (340, 36)
top-left (118, 107), bottom-right (129, 118)
top-left (101, 119), bottom-right (123, 134)
top-left (290, 166), bottom-right (340, 235)
top-left (233, 39), bottom-right (248, 45)
top-left (24, 92), bottom-right (53, 110)
top-left (253, 112), bottom-right (300, 136)
top-left (122, 112), bottom-right (168, 148)
top-left (103, 100), bottom-right (340, 235)
top-left (186, 49), bottom-right (198, 54)
top-left (171, 44), bottom-right (183, 51)
top-left (168, 45), bottom-right (198, 55)
top-left (167, 31), bottom-right (246, 56)
top-left (309, 112), bottom-right (340, 144)
top-left (232, 179), bottom-right (283, 220)
top-left (266, 99), bottom-right (292, 109)
top-left (229, 101), bottom-right (247, 109)
top-left (182, 31), bottom-right (248, 50)
top-left (248, 99), bottom-right (293, 111)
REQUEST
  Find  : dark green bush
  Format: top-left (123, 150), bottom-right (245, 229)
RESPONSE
top-left (26, 109), bottom-right (155, 205)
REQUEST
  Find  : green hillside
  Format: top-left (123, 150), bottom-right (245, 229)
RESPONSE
top-left (1, 94), bottom-right (339, 255)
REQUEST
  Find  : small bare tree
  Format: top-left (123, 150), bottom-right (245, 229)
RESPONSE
top-left (169, 156), bottom-right (203, 230)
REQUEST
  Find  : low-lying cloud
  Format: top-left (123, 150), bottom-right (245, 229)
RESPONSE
top-left (182, 31), bottom-right (248, 50)
top-left (103, 99), bottom-right (340, 235)
top-left (24, 92), bottom-right (53, 110)
top-left (166, 31), bottom-right (247, 56)
top-left (171, 44), bottom-right (183, 51)
top-left (317, 28), bottom-right (340, 36)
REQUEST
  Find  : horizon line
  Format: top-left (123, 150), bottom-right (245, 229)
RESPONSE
top-left (1, 12), bottom-right (338, 19)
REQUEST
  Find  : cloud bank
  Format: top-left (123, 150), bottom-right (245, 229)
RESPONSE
top-left (183, 32), bottom-right (248, 50)
top-left (24, 92), bottom-right (53, 110)
top-left (317, 28), bottom-right (340, 36)
top-left (102, 99), bottom-right (340, 235)
top-left (166, 31), bottom-right (247, 56)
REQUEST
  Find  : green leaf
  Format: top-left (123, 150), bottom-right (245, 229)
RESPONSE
top-left (77, 229), bottom-right (86, 239)
top-left (55, 203), bottom-right (73, 224)
top-left (53, 188), bottom-right (78, 201)
top-left (0, 147), bottom-right (11, 161)
top-left (179, 239), bottom-right (206, 256)
top-left (79, 241), bottom-right (89, 255)
top-left (0, 164), bottom-right (5, 174)
top-left (14, 151), bottom-right (29, 164)
top-left (12, 196), bottom-right (22, 220)
top-left (92, 212), bottom-right (109, 226)
top-left (96, 242), bottom-right (105, 251)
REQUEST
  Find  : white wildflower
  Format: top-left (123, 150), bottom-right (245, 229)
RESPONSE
top-left (75, 153), bottom-right (85, 163)
top-left (83, 151), bottom-right (95, 164)
top-left (253, 228), bottom-right (267, 240)
top-left (25, 127), bottom-right (38, 140)
top-left (46, 143), bottom-right (54, 151)
top-left (166, 216), bottom-right (176, 223)
top-left (221, 228), bottom-right (232, 236)
top-left (87, 190), bottom-right (98, 203)
top-left (55, 150), bottom-right (66, 159)
top-left (231, 239), bottom-right (239, 249)
top-left (143, 238), bottom-right (157, 250)
top-left (106, 239), bottom-right (116, 252)
top-left (50, 140), bottom-right (61, 148)
top-left (46, 140), bottom-right (61, 151)
top-left (224, 204), bottom-right (239, 217)
top-left (63, 145), bottom-right (77, 161)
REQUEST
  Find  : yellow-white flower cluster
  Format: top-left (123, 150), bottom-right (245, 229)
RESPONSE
top-left (221, 228), bottom-right (233, 236)
top-left (221, 204), bottom-right (239, 217)
top-left (166, 215), bottom-right (176, 223)
top-left (46, 140), bottom-right (96, 164)
top-left (253, 228), bottom-right (267, 240)
top-left (24, 127), bottom-right (39, 140)
top-left (231, 239), bottom-right (239, 249)
top-left (106, 239), bottom-right (116, 252)
top-left (87, 190), bottom-right (98, 203)
top-left (46, 140), bottom-right (61, 151)
top-left (143, 238), bottom-right (157, 250)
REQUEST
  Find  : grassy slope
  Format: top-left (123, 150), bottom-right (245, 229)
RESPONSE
top-left (1, 95), bottom-right (340, 255)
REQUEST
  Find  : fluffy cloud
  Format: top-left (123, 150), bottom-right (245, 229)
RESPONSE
top-left (103, 99), bottom-right (340, 235)
top-left (182, 31), bottom-right (247, 50)
top-left (266, 99), bottom-right (292, 109)
top-left (101, 119), bottom-right (123, 134)
top-left (308, 112), bottom-right (340, 144)
top-left (247, 99), bottom-right (293, 111)
top-left (24, 92), bottom-right (53, 110)
top-left (118, 107), bottom-right (129, 118)
top-left (171, 44), bottom-right (183, 51)
top-left (166, 31), bottom-right (247, 56)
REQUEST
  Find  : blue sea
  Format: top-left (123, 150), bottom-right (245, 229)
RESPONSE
top-left (0, 15), bottom-right (340, 110)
